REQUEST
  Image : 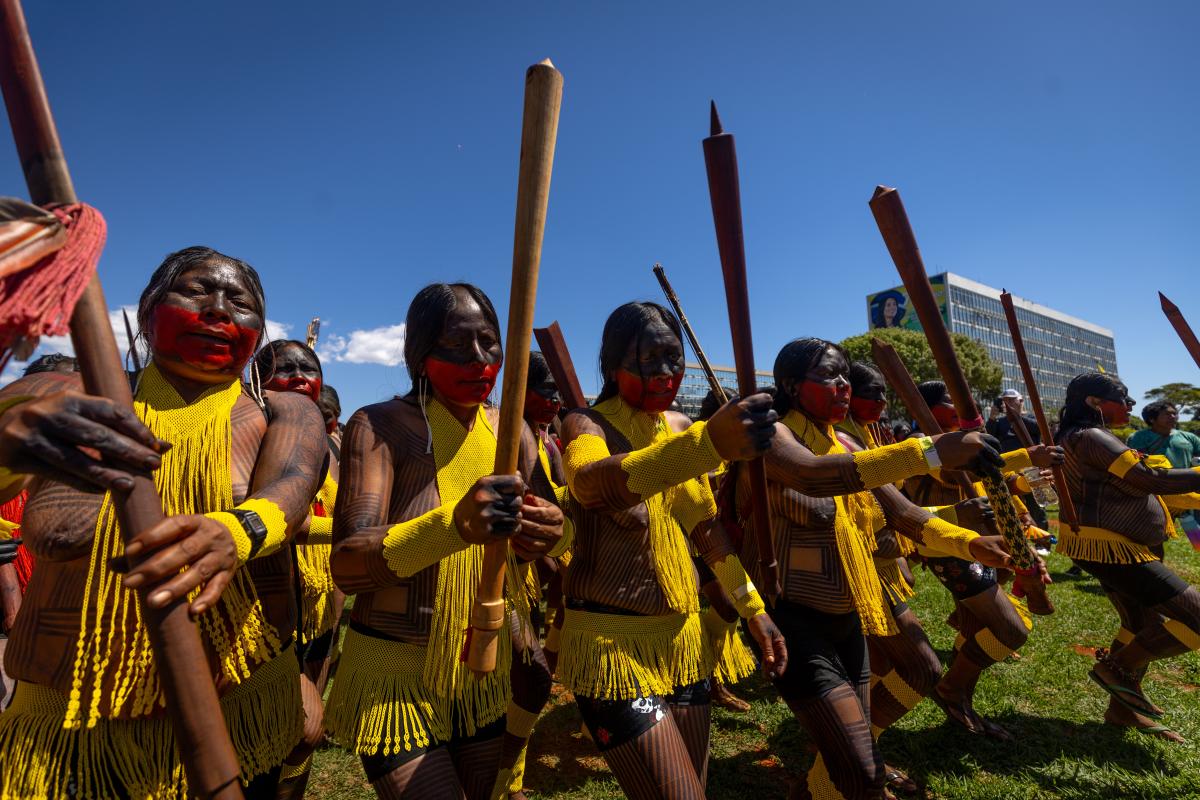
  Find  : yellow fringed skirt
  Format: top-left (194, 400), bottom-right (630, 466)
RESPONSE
top-left (0, 650), bottom-right (301, 800)
top-left (557, 609), bottom-right (712, 701)
top-left (701, 606), bottom-right (756, 684)
top-left (1055, 525), bottom-right (1159, 565)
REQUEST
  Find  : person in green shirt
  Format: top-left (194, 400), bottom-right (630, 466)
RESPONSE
top-left (1127, 402), bottom-right (1200, 469)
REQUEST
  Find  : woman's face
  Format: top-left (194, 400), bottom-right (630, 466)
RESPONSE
top-left (421, 288), bottom-right (503, 411)
top-left (614, 317), bottom-right (685, 413)
top-left (793, 346), bottom-right (851, 424)
top-left (263, 344), bottom-right (322, 404)
top-left (1093, 384), bottom-right (1134, 427)
top-left (883, 297), bottom-right (898, 324)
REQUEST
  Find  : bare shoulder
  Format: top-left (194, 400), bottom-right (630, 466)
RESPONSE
top-left (263, 387), bottom-right (323, 429)
top-left (663, 410), bottom-right (693, 434)
top-left (562, 407), bottom-right (607, 443)
top-left (346, 397), bottom-right (428, 452)
top-left (836, 429), bottom-right (863, 453)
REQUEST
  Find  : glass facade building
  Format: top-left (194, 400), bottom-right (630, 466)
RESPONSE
top-left (866, 272), bottom-right (1117, 414)
top-left (677, 362), bottom-right (774, 419)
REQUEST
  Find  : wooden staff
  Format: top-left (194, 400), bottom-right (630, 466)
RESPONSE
top-left (702, 102), bottom-right (779, 601)
top-left (1003, 405), bottom-right (1035, 448)
top-left (305, 317), bottom-right (320, 349)
top-left (652, 263), bottom-right (727, 403)
top-left (1160, 292), bottom-right (1200, 372)
top-left (533, 321), bottom-right (586, 411)
top-left (0, 1), bottom-right (244, 795)
top-left (999, 291), bottom-right (1079, 531)
top-left (122, 308), bottom-right (142, 372)
top-left (467, 59), bottom-right (562, 676)
top-left (870, 186), bottom-right (1051, 612)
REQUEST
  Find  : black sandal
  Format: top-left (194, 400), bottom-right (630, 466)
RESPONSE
top-left (1088, 648), bottom-right (1164, 720)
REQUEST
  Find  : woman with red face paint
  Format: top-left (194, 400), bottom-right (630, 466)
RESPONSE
top-left (253, 339), bottom-right (342, 800)
top-left (557, 301), bottom-right (786, 799)
top-left (902, 379), bottom-right (1065, 741)
top-left (0, 246), bottom-right (328, 798)
top-left (1054, 373), bottom-right (1200, 741)
top-left (730, 338), bottom-right (1011, 800)
top-left (326, 283), bottom-right (565, 800)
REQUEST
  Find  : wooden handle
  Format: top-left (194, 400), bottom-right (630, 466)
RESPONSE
top-left (1160, 292), bottom-right (1200, 372)
top-left (534, 321), bottom-right (586, 411)
top-left (702, 102), bottom-right (779, 601)
top-left (999, 291), bottom-right (1079, 531)
top-left (468, 59), bottom-right (563, 676)
top-left (869, 186), bottom-right (983, 430)
top-left (0, 1), bottom-right (244, 795)
top-left (653, 263), bottom-right (727, 403)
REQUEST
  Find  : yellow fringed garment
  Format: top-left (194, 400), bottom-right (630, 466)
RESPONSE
top-left (325, 400), bottom-right (516, 755)
top-left (558, 396), bottom-right (712, 699)
top-left (783, 411), bottom-right (892, 636)
top-left (702, 606), bottom-right (756, 684)
top-left (296, 473), bottom-right (338, 643)
top-left (0, 363), bottom-right (295, 797)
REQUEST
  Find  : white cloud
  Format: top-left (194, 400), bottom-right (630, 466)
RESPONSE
top-left (265, 319), bottom-right (292, 342)
top-left (318, 323), bottom-right (406, 367)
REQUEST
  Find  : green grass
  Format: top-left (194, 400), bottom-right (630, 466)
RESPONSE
top-left (309, 536), bottom-right (1200, 799)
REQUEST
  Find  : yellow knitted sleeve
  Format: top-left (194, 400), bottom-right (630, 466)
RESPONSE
top-left (307, 514), bottom-right (334, 545)
top-left (207, 497), bottom-right (289, 564)
top-left (381, 503), bottom-right (466, 579)
top-left (674, 475), bottom-right (718, 535)
top-left (924, 505), bottom-right (959, 524)
top-left (621, 421), bottom-right (723, 498)
top-left (563, 433), bottom-right (612, 488)
top-left (1001, 448), bottom-right (1033, 473)
top-left (710, 554), bottom-right (766, 619)
top-left (852, 436), bottom-right (933, 490)
top-left (918, 516), bottom-right (978, 562)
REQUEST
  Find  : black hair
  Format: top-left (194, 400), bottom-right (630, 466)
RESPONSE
top-left (849, 360), bottom-right (884, 395)
top-left (253, 339), bottom-right (322, 383)
top-left (403, 283), bottom-right (500, 395)
top-left (773, 337), bottom-right (847, 415)
top-left (1142, 399), bottom-right (1176, 426)
top-left (23, 353), bottom-right (77, 376)
top-left (319, 383), bottom-right (341, 423)
top-left (527, 351), bottom-right (553, 389)
top-left (918, 380), bottom-right (948, 411)
top-left (697, 388), bottom-right (723, 422)
top-left (1056, 372), bottom-right (1128, 444)
top-left (137, 246), bottom-right (266, 353)
top-left (892, 421), bottom-right (912, 440)
top-left (594, 302), bottom-right (682, 405)
top-left (870, 290), bottom-right (907, 328)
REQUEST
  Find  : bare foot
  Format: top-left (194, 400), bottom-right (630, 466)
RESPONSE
top-left (711, 679), bottom-right (751, 713)
top-left (932, 682), bottom-right (981, 735)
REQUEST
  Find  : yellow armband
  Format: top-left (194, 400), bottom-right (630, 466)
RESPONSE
top-left (308, 514), bottom-right (334, 544)
top-left (924, 505), bottom-right (958, 524)
top-left (620, 421), bottom-right (723, 499)
top-left (0, 395), bottom-right (33, 492)
top-left (853, 436), bottom-right (933, 490)
top-left (919, 515), bottom-right (979, 562)
top-left (710, 554), bottom-right (766, 619)
top-left (381, 503), bottom-right (465, 579)
top-left (1108, 449), bottom-right (1141, 479)
top-left (1001, 448), bottom-right (1033, 474)
top-left (207, 497), bottom-right (289, 564)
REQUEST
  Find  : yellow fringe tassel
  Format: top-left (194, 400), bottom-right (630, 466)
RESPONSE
top-left (1055, 525), bottom-right (1159, 565)
top-left (558, 608), bottom-right (710, 700)
top-left (67, 363), bottom-right (282, 728)
top-left (0, 650), bottom-right (300, 799)
top-left (702, 606), bottom-right (756, 683)
top-left (324, 627), bottom-right (510, 756)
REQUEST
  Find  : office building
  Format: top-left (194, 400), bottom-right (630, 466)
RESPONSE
top-left (677, 362), bottom-right (773, 419)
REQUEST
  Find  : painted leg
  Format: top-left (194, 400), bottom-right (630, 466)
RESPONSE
top-left (787, 683), bottom-right (884, 800)
top-left (597, 710), bottom-right (706, 800)
top-left (364, 748), bottom-right (467, 800)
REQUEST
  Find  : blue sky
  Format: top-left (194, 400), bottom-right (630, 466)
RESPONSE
top-left (2, 2), bottom-right (1197, 420)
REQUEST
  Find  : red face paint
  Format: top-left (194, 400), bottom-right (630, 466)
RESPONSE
top-left (524, 389), bottom-right (562, 426)
top-left (616, 368), bottom-right (683, 413)
top-left (151, 303), bottom-right (259, 372)
top-left (1099, 399), bottom-right (1130, 426)
top-left (798, 380), bottom-right (850, 424)
top-left (931, 404), bottom-right (960, 432)
top-left (265, 375), bottom-right (323, 404)
top-left (849, 397), bottom-right (887, 423)
top-left (425, 357), bottom-right (500, 406)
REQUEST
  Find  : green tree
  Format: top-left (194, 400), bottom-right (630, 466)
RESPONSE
top-left (1143, 382), bottom-right (1200, 420)
top-left (840, 327), bottom-right (1003, 425)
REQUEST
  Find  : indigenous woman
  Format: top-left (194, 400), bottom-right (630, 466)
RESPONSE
top-left (253, 339), bottom-right (341, 799)
top-left (326, 283), bottom-right (565, 799)
top-left (732, 338), bottom-right (1011, 800)
top-left (558, 301), bottom-right (787, 799)
top-left (0, 246), bottom-right (327, 798)
top-left (902, 380), bottom-right (1060, 741)
top-left (1054, 373), bottom-right (1200, 741)
top-left (835, 361), bottom-right (941, 797)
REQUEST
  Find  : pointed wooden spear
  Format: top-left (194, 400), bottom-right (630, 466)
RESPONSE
top-left (533, 321), bottom-right (586, 411)
top-left (999, 290), bottom-right (1079, 532)
top-left (653, 262), bottom-right (727, 404)
top-left (702, 102), bottom-right (779, 602)
top-left (121, 308), bottom-right (141, 372)
top-left (467, 58), bottom-right (563, 676)
top-left (0, 0), bottom-right (243, 794)
top-left (1160, 292), bottom-right (1200, 372)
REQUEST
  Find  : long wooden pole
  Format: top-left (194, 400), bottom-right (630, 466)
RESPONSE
top-left (652, 263), bottom-right (727, 404)
top-left (0, 2), bottom-right (244, 795)
top-left (122, 308), bottom-right (142, 372)
top-left (702, 102), bottom-right (779, 602)
top-left (1160, 292), bottom-right (1200, 372)
top-left (533, 321), bottom-right (586, 411)
top-left (999, 291), bottom-right (1079, 531)
top-left (467, 59), bottom-right (562, 676)
top-left (869, 186), bottom-right (1051, 613)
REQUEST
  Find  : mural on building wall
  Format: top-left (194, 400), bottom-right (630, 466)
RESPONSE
top-left (867, 274), bottom-right (949, 331)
